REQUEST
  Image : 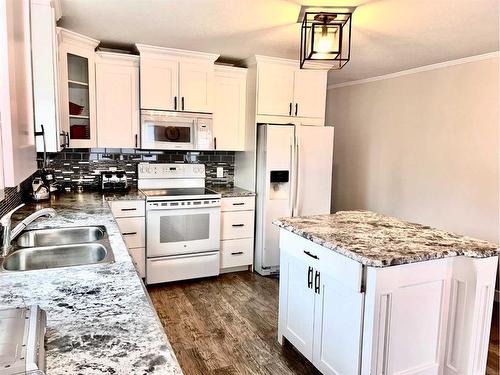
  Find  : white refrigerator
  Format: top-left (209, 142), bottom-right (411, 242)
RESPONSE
top-left (254, 124), bottom-right (335, 276)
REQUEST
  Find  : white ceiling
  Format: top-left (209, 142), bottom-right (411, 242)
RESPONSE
top-left (59, 0), bottom-right (499, 84)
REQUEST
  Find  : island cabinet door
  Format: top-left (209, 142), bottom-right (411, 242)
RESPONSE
top-left (279, 251), bottom-right (316, 360)
top-left (312, 271), bottom-right (364, 375)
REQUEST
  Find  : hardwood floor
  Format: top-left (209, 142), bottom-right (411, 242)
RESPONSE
top-left (148, 271), bottom-right (500, 375)
top-left (148, 272), bottom-right (320, 375)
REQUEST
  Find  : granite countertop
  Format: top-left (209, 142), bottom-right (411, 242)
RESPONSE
top-left (210, 186), bottom-right (255, 198)
top-left (103, 188), bottom-right (145, 201)
top-left (103, 186), bottom-right (255, 199)
top-left (273, 210), bottom-right (500, 267)
top-left (0, 191), bottom-right (182, 374)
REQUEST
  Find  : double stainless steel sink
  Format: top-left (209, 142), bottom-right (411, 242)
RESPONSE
top-left (1, 226), bottom-right (114, 272)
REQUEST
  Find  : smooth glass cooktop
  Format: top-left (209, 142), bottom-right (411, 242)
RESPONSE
top-left (140, 187), bottom-right (219, 197)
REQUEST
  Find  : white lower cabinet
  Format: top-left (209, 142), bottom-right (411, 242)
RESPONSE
top-left (129, 247), bottom-right (145, 278)
top-left (313, 272), bottom-right (364, 375)
top-left (220, 238), bottom-right (254, 269)
top-left (278, 230), bottom-right (364, 373)
top-left (278, 229), bottom-right (499, 375)
top-left (108, 200), bottom-right (146, 278)
top-left (279, 249), bottom-right (316, 359)
top-left (114, 217), bottom-right (145, 249)
top-left (220, 196), bottom-right (255, 272)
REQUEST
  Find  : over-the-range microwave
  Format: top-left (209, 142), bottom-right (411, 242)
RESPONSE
top-left (140, 110), bottom-right (214, 150)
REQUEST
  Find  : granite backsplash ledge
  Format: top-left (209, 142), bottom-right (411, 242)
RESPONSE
top-left (37, 148), bottom-right (235, 190)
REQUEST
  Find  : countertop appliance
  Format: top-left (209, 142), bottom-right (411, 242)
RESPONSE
top-left (255, 124), bottom-right (334, 276)
top-left (0, 305), bottom-right (47, 375)
top-left (31, 177), bottom-right (50, 202)
top-left (141, 110), bottom-right (214, 150)
top-left (138, 163), bottom-right (221, 284)
top-left (100, 170), bottom-right (128, 191)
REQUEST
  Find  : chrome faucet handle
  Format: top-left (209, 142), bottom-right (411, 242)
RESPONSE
top-left (0, 204), bottom-right (25, 226)
top-left (1, 203), bottom-right (24, 257)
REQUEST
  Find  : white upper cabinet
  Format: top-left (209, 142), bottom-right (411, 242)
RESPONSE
top-left (257, 62), bottom-right (295, 117)
top-left (136, 45), bottom-right (219, 113)
top-left (0, 0), bottom-right (37, 187)
top-left (31, 0), bottom-right (63, 153)
top-left (293, 70), bottom-right (327, 119)
top-left (252, 56), bottom-right (327, 123)
top-left (139, 56), bottom-right (178, 111)
top-left (95, 52), bottom-right (140, 148)
top-left (179, 61), bottom-right (214, 113)
top-left (213, 66), bottom-right (247, 151)
top-left (58, 28), bottom-right (99, 148)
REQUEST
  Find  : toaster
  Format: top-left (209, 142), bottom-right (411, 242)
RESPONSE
top-left (100, 170), bottom-right (128, 191)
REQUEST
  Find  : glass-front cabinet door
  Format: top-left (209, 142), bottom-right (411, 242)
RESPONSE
top-left (58, 28), bottom-right (99, 148)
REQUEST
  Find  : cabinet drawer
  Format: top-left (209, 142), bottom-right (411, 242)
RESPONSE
top-left (129, 247), bottom-right (145, 278)
top-left (221, 196), bottom-right (255, 212)
top-left (146, 252), bottom-right (220, 284)
top-left (221, 210), bottom-right (254, 240)
top-left (221, 238), bottom-right (254, 269)
top-left (279, 230), bottom-right (362, 292)
top-left (109, 200), bottom-right (145, 218)
top-left (115, 217), bottom-right (145, 248)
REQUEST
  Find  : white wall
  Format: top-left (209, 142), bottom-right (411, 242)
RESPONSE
top-left (326, 55), bottom-right (499, 244)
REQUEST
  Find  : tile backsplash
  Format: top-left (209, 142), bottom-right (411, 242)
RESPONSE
top-left (0, 177), bottom-right (33, 217)
top-left (38, 148), bottom-right (235, 190)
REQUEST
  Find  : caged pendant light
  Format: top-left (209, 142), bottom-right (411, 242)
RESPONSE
top-left (300, 11), bottom-right (352, 70)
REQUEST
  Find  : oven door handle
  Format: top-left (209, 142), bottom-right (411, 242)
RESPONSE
top-left (148, 252), bottom-right (218, 261)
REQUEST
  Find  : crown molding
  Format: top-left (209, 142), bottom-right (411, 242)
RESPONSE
top-left (328, 52), bottom-right (500, 90)
top-left (214, 64), bottom-right (247, 76)
top-left (135, 43), bottom-right (219, 62)
top-left (96, 51), bottom-right (140, 66)
top-left (240, 55), bottom-right (299, 68)
top-left (57, 27), bottom-right (99, 49)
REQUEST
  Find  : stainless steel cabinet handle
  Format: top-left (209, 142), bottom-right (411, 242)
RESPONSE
top-left (307, 266), bottom-right (313, 289)
top-left (289, 102), bottom-right (292, 116)
top-left (231, 251), bottom-right (244, 255)
top-left (121, 208), bottom-right (137, 211)
top-left (214, 137), bottom-right (217, 150)
top-left (135, 134), bottom-right (138, 148)
top-left (122, 232), bottom-right (137, 236)
top-left (232, 203), bottom-right (245, 206)
top-left (232, 224), bottom-right (245, 227)
top-left (174, 96), bottom-right (177, 110)
top-left (181, 97), bottom-right (185, 111)
top-left (295, 103), bottom-right (298, 116)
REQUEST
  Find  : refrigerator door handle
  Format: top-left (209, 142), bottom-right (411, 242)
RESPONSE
top-left (294, 134), bottom-right (300, 216)
top-left (289, 137), bottom-right (295, 216)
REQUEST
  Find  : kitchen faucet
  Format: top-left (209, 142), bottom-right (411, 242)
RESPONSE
top-left (0, 204), bottom-right (56, 257)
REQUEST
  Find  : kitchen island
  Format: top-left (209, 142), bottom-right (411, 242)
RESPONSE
top-left (274, 211), bottom-right (499, 375)
top-left (0, 191), bottom-right (182, 374)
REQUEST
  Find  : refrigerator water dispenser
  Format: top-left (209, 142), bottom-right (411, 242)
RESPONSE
top-left (269, 170), bottom-right (289, 200)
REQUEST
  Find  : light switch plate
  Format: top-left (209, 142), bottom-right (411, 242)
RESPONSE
top-left (216, 167), bottom-right (224, 178)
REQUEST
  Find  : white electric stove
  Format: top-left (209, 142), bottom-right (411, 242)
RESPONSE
top-left (138, 163), bottom-right (221, 285)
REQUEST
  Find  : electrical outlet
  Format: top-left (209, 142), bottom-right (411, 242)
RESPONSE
top-left (216, 167), bottom-right (224, 178)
